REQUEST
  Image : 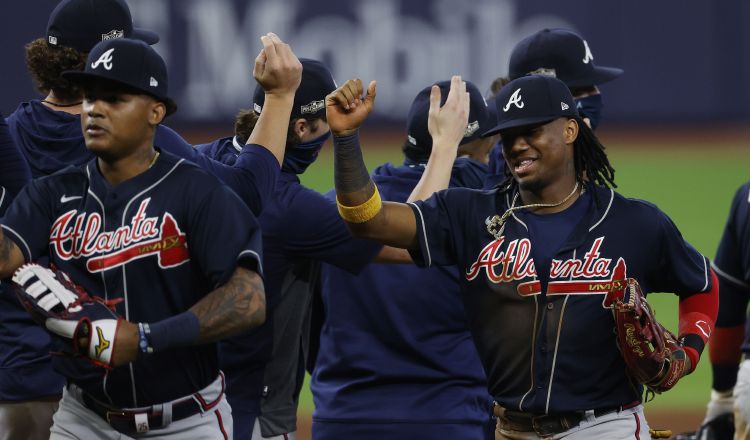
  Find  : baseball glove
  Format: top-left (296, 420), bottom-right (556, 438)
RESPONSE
top-left (604, 278), bottom-right (688, 395)
top-left (11, 263), bottom-right (123, 369)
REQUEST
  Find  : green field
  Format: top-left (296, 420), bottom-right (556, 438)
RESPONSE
top-left (296, 134), bottom-right (750, 415)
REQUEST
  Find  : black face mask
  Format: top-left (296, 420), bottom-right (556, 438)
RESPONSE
top-left (575, 94), bottom-right (604, 131)
top-left (282, 131), bottom-right (331, 175)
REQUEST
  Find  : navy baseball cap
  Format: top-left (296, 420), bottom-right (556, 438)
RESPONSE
top-left (406, 80), bottom-right (493, 152)
top-left (253, 58), bottom-right (336, 120)
top-left (47, 0), bottom-right (159, 53)
top-left (62, 38), bottom-right (177, 115)
top-left (509, 28), bottom-right (623, 88)
top-left (482, 75), bottom-right (578, 136)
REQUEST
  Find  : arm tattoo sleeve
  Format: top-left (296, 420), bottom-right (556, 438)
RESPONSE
top-left (334, 132), bottom-right (376, 204)
top-left (190, 266), bottom-right (266, 343)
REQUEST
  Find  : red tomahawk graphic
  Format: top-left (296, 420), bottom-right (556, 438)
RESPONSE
top-left (86, 214), bottom-right (189, 272)
top-left (516, 257), bottom-right (627, 297)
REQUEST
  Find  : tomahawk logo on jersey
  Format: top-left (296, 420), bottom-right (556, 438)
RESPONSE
top-left (0, 150), bottom-right (262, 408)
top-left (408, 183), bottom-right (711, 413)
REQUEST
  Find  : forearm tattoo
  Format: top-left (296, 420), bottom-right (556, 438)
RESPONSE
top-left (191, 266), bottom-right (266, 343)
top-left (334, 132), bottom-right (376, 204)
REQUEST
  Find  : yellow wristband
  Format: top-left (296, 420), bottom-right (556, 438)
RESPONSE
top-left (336, 186), bottom-right (382, 223)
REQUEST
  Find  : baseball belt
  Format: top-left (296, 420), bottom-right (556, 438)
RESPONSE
top-left (80, 390), bottom-right (203, 434)
top-left (494, 403), bottom-right (637, 436)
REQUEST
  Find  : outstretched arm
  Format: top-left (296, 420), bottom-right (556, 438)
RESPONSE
top-left (407, 76), bottom-right (469, 202)
top-left (327, 77), bottom-right (469, 249)
top-left (111, 266), bottom-right (265, 367)
top-left (248, 32), bottom-right (302, 165)
top-left (326, 79), bottom-right (417, 249)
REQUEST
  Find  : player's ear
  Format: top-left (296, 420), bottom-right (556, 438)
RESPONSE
top-left (563, 118), bottom-right (579, 144)
top-left (147, 99), bottom-right (167, 126)
top-left (292, 118), bottom-right (307, 138)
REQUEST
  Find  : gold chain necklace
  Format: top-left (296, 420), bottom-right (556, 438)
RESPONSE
top-left (485, 181), bottom-right (581, 240)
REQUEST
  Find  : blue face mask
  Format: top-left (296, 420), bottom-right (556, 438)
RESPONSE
top-left (575, 94), bottom-right (604, 130)
top-left (282, 130), bottom-right (331, 175)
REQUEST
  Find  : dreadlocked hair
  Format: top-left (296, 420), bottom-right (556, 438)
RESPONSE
top-left (572, 116), bottom-right (616, 189)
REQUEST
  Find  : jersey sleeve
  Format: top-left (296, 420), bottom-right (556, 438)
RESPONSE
top-left (155, 125), bottom-right (279, 216)
top-left (0, 179), bottom-right (56, 262)
top-left (649, 208), bottom-right (711, 295)
top-left (274, 186), bottom-right (381, 274)
top-left (187, 183), bottom-right (264, 287)
top-left (712, 183), bottom-right (750, 327)
top-left (407, 189), bottom-right (461, 268)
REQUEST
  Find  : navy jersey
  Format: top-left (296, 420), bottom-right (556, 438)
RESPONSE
top-left (6, 100), bottom-right (277, 215)
top-left (713, 181), bottom-right (750, 351)
top-left (216, 168), bottom-right (383, 435)
top-left (0, 150), bottom-right (262, 408)
top-left (312, 158), bottom-right (491, 426)
top-left (484, 141), bottom-right (509, 189)
top-left (409, 184), bottom-right (711, 413)
top-left (195, 136), bottom-right (241, 165)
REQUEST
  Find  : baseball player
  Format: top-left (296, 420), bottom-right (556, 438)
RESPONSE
top-left (198, 59), bottom-right (413, 440)
top-left (311, 79), bottom-right (493, 440)
top-left (2, 1), bottom-right (295, 437)
top-left (485, 28), bottom-right (623, 189)
top-left (0, 35), bottom-right (301, 439)
top-left (325, 74), bottom-right (718, 439)
top-left (688, 180), bottom-right (750, 439)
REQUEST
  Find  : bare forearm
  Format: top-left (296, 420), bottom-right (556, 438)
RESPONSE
top-left (190, 266), bottom-right (266, 343)
top-left (248, 93), bottom-right (295, 165)
top-left (406, 146), bottom-right (456, 203)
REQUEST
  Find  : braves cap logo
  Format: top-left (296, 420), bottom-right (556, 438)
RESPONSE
top-left (91, 48), bottom-right (115, 71)
top-left (582, 40), bottom-right (594, 64)
top-left (503, 88), bottom-right (525, 112)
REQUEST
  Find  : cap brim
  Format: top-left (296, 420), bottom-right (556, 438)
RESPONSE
top-left (566, 66), bottom-right (624, 88)
top-left (62, 70), bottom-right (177, 116)
top-left (131, 28), bottom-right (160, 46)
top-left (481, 116), bottom-right (556, 137)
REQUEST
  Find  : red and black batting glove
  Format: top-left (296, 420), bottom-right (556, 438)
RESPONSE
top-left (11, 263), bottom-right (125, 369)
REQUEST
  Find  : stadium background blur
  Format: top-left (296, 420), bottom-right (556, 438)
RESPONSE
top-left (4, 0), bottom-right (750, 436)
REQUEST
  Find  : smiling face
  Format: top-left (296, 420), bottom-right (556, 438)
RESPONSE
top-left (80, 78), bottom-right (165, 162)
top-left (500, 118), bottom-right (579, 195)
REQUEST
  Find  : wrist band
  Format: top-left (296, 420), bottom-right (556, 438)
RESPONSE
top-left (149, 311), bottom-right (201, 352)
top-left (138, 322), bottom-right (153, 355)
top-left (336, 186), bottom-right (382, 223)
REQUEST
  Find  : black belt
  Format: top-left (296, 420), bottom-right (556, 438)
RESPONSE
top-left (80, 391), bottom-right (203, 434)
top-left (494, 404), bottom-right (633, 436)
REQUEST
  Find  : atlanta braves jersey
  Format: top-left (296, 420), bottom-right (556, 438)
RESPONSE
top-left (408, 183), bottom-right (711, 413)
top-left (312, 158), bottom-right (491, 433)
top-left (0, 150), bottom-right (262, 408)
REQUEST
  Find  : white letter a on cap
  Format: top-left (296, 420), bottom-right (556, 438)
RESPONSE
top-left (503, 88), bottom-right (524, 112)
top-left (91, 48), bottom-right (115, 71)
